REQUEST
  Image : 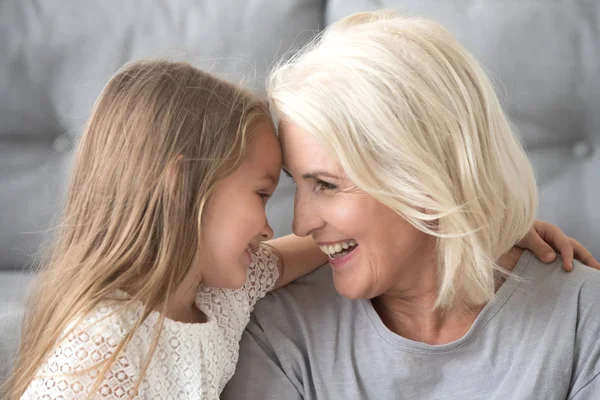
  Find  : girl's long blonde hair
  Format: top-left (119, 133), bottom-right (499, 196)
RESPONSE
top-left (268, 10), bottom-right (538, 309)
top-left (6, 59), bottom-right (270, 399)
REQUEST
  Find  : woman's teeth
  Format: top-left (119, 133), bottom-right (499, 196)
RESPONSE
top-left (320, 240), bottom-right (357, 258)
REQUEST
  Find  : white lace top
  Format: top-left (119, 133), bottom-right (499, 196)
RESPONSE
top-left (22, 245), bottom-right (279, 400)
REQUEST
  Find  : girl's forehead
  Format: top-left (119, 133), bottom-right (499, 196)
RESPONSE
top-left (244, 121), bottom-right (282, 178)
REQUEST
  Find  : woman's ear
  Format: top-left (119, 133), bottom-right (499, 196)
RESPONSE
top-left (165, 155), bottom-right (185, 199)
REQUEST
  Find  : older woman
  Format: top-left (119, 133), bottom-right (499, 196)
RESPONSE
top-left (222, 11), bottom-right (600, 400)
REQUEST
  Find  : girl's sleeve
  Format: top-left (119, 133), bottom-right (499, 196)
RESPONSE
top-left (242, 244), bottom-right (280, 308)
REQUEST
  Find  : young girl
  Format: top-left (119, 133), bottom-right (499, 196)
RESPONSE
top-left (5, 60), bottom-right (595, 400)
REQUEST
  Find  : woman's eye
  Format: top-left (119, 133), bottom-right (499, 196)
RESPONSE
top-left (316, 180), bottom-right (337, 192)
top-left (283, 170), bottom-right (295, 184)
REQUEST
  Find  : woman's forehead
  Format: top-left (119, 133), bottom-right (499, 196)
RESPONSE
top-left (279, 122), bottom-right (345, 176)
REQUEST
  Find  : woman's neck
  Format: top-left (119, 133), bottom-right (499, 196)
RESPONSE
top-left (372, 247), bottom-right (523, 345)
top-left (372, 290), bottom-right (482, 345)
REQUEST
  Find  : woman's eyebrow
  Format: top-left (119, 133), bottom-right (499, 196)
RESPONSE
top-left (282, 167), bottom-right (343, 181)
top-left (302, 171), bottom-right (341, 180)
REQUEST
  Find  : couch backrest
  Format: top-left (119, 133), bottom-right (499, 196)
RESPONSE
top-left (0, 0), bottom-right (324, 270)
top-left (2, 0), bottom-right (598, 274)
top-left (0, 308), bottom-right (23, 389)
top-left (327, 0), bottom-right (600, 255)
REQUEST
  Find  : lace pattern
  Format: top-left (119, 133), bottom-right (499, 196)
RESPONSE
top-left (22, 245), bottom-right (279, 399)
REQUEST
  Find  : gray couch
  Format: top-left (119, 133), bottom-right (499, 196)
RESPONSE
top-left (1, 0), bottom-right (598, 387)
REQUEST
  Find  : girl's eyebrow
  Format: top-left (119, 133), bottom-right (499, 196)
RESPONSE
top-left (260, 174), bottom-right (277, 184)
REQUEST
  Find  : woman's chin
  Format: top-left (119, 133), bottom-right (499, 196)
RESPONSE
top-left (332, 275), bottom-right (367, 300)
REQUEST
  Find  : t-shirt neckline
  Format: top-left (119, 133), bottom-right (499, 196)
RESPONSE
top-left (360, 250), bottom-right (535, 354)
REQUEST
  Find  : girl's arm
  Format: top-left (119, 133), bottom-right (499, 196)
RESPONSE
top-left (266, 220), bottom-right (600, 291)
top-left (265, 234), bottom-right (328, 289)
top-left (518, 220), bottom-right (600, 271)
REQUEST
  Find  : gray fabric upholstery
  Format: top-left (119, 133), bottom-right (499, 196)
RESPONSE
top-left (0, 273), bottom-right (30, 386)
top-left (0, 0), bottom-right (598, 389)
top-left (0, 308), bottom-right (23, 390)
top-left (0, 272), bottom-right (32, 306)
top-left (0, 0), bottom-right (322, 273)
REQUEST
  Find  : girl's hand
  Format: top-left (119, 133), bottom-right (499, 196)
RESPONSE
top-left (517, 220), bottom-right (600, 271)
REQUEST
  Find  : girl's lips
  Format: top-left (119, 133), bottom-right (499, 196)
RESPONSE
top-left (245, 243), bottom-right (260, 265)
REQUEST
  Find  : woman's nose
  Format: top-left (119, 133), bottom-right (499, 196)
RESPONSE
top-left (292, 189), bottom-right (322, 237)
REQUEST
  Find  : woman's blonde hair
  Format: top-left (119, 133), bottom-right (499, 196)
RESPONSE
top-left (6, 60), bottom-right (270, 399)
top-left (268, 10), bottom-right (538, 309)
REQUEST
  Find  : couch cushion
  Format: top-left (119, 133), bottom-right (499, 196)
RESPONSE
top-left (0, 271), bottom-right (33, 307)
top-left (326, 0), bottom-right (600, 256)
top-left (0, 308), bottom-right (24, 390)
top-left (0, 0), bottom-right (324, 270)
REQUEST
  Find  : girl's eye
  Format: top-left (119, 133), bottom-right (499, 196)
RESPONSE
top-left (258, 192), bottom-right (272, 202)
top-left (316, 180), bottom-right (337, 192)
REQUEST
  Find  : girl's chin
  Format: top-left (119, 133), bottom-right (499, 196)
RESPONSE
top-left (220, 277), bottom-right (246, 290)
top-left (211, 262), bottom-right (247, 290)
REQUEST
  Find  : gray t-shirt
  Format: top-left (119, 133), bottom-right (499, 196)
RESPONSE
top-left (222, 250), bottom-right (600, 399)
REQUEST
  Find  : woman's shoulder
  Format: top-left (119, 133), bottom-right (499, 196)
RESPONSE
top-left (568, 260), bottom-right (600, 296)
top-left (517, 252), bottom-right (600, 334)
top-left (522, 251), bottom-right (600, 295)
top-left (262, 264), bottom-right (338, 305)
top-left (249, 264), bottom-right (353, 332)
top-left (565, 261), bottom-right (600, 322)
